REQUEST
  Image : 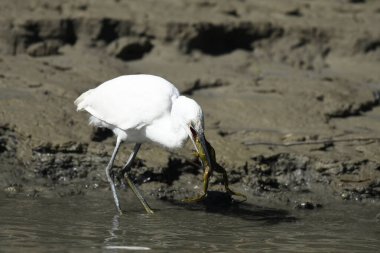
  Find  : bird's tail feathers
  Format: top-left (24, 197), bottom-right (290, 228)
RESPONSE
top-left (74, 89), bottom-right (94, 111)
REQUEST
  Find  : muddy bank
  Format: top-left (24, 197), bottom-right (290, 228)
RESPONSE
top-left (1, 0), bottom-right (380, 208)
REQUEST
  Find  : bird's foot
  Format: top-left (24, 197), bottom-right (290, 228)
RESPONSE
top-left (182, 193), bottom-right (207, 203)
top-left (225, 187), bottom-right (247, 203)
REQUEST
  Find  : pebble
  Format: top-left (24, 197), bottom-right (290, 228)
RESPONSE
top-left (296, 201), bottom-right (322, 210)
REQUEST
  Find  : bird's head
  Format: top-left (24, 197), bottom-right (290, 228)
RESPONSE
top-left (172, 96), bottom-right (213, 167)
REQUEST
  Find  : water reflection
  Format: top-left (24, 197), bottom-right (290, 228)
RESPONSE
top-left (165, 191), bottom-right (297, 224)
top-left (0, 195), bottom-right (379, 252)
top-left (104, 214), bottom-right (152, 251)
top-left (104, 214), bottom-right (120, 245)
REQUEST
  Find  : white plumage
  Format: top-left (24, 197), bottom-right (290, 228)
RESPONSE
top-left (76, 75), bottom-right (179, 131)
top-left (75, 74), bottom-right (211, 214)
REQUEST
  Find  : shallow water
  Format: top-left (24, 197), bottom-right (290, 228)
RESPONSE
top-left (1, 194), bottom-right (379, 253)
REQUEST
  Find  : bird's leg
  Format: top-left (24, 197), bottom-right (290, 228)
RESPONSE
top-left (120, 143), bottom-right (141, 175)
top-left (120, 143), bottom-right (154, 214)
top-left (214, 163), bottom-right (247, 202)
top-left (106, 138), bottom-right (123, 214)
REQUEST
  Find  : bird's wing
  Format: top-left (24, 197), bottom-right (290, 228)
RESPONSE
top-left (76, 75), bottom-right (180, 130)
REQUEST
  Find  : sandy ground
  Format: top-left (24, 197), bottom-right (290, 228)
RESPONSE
top-left (0, 0), bottom-right (380, 208)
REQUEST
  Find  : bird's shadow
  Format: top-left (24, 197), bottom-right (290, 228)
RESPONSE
top-left (161, 191), bottom-right (297, 225)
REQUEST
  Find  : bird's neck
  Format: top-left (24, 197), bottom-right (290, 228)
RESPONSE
top-left (145, 114), bottom-right (188, 149)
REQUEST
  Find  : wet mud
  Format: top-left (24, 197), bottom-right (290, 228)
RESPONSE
top-left (1, 0), bottom-right (380, 211)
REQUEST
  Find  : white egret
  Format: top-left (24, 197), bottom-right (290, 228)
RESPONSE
top-left (75, 74), bottom-right (214, 214)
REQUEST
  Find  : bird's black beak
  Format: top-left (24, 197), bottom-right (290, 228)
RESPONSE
top-left (190, 126), bottom-right (213, 168)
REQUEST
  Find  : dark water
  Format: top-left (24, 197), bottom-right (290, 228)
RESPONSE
top-left (1, 194), bottom-right (379, 253)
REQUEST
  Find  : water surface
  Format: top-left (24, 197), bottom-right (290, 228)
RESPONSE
top-left (1, 194), bottom-right (379, 252)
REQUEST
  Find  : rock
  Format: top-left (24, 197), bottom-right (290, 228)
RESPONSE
top-left (0, 137), bottom-right (6, 153)
top-left (106, 37), bottom-right (153, 61)
top-left (296, 201), bottom-right (322, 210)
top-left (341, 192), bottom-right (350, 200)
top-left (4, 185), bottom-right (20, 193)
top-left (27, 40), bottom-right (62, 57)
top-left (285, 8), bottom-right (302, 17)
top-left (172, 22), bottom-right (283, 56)
top-left (33, 141), bottom-right (88, 154)
top-left (0, 125), bottom-right (17, 155)
top-left (348, 0), bottom-right (366, 3)
top-left (91, 127), bottom-right (113, 142)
